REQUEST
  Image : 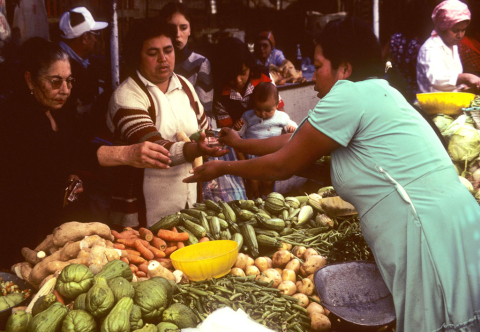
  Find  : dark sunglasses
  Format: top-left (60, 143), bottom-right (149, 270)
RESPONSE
top-left (43, 77), bottom-right (75, 89)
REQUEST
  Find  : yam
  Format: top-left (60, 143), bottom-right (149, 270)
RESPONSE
top-left (34, 234), bottom-right (55, 252)
top-left (147, 260), bottom-right (175, 280)
top-left (21, 247), bottom-right (44, 265)
top-left (46, 257), bottom-right (88, 274)
top-left (52, 221), bottom-right (113, 247)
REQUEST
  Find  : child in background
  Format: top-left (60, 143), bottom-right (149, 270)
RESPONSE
top-left (234, 82), bottom-right (297, 198)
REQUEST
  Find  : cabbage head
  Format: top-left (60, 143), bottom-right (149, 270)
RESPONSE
top-left (459, 176), bottom-right (474, 194)
top-left (448, 126), bottom-right (480, 162)
top-left (432, 114), bottom-right (454, 133)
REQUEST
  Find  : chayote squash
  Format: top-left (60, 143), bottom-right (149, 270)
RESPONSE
top-left (61, 310), bottom-right (96, 332)
top-left (31, 293), bottom-right (57, 317)
top-left (107, 277), bottom-right (135, 303)
top-left (100, 297), bottom-right (133, 332)
top-left (5, 309), bottom-right (32, 332)
top-left (133, 279), bottom-right (170, 323)
top-left (27, 302), bottom-right (68, 332)
top-left (85, 277), bottom-right (114, 318)
top-left (94, 260), bottom-right (133, 282)
top-left (162, 303), bottom-right (198, 329)
top-left (148, 277), bottom-right (174, 299)
top-left (129, 305), bottom-right (144, 330)
top-left (0, 293), bottom-right (26, 311)
top-left (132, 324), bottom-right (157, 332)
top-left (156, 322), bottom-right (180, 332)
top-left (72, 293), bottom-right (87, 311)
top-left (56, 264), bottom-right (94, 299)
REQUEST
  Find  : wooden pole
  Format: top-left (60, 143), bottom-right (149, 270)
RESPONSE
top-left (110, 0), bottom-right (120, 89)
top-left (373, 0), bottom-right (379, 40)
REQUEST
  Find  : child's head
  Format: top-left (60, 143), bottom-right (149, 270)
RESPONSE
top-left (251, 82), bottom-right (279, 120)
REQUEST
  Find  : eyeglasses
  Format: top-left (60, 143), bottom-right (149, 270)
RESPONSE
top-left (88, 30), bottom-right (101, 37)
top-left (43, 77), bottom-right (75, 90)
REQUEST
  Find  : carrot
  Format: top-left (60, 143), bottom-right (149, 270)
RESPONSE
top-left (129, 264), bottom-right (139, 273)
top-left (123, 227), bottom-right (140, 236)
top-left (137, 262), bottom-right (149, 274)
top-left (151, 237), bottom-right (167, 251)
top-left (139, 228), bottom-right (153, 242)
top-left (125, 249), bottom-right (141, 256)
top-left (157, 230), bottom-right (189, 242)
top-left (148, 245), bottom-right (166, 258)
top-left (117, 238), bottom-right (149, 248)
top-left (120, 257), bottom-right (130, 264)
top-left (177, 241), bottom-right (185, 249)
top-left (136, 271), bottom-right (147, 278)
top-left (111, 230), bottom-right (137, 240)
top-left (171, 227), bottom-right (178, 233)
top-left (199, 237), bottom-right (210, 243)
top-left (165, 246), bottom-right (177, 257)
top-left (53, 289), bottom-right (65, 305)
top-left (114, 243), bottom-right (126, 250)
top-left (134, 240), bottom-right (154, 260)
top-left (129, 254), bottom-right (146, 265)
top-left (167, 241), bottom-right (176, 247)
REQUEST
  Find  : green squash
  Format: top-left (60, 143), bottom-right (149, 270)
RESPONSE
top-left (162, 303), bottom-right (198, 329)
top-left (129, 305), bottom-right (144, 330)
top-left (56, 264), bottom-right (94, 300)
top-left (132, 324), bottom-right (157, 332)
top-left (148, 277), bottom-right (173, 299)
top-left (94, 260), bottom-right (133, 282)
top-left (107, 277), bottom-right (135, 303)
top-left (31, 294), bottom-right (57, 317)
top-left (27, 302), bottom-right (68, 332)
top-left (0, 293), bottom-right (26, 311)
top-left (61, 310), bottom-right (96, 332)
top-left (133, 279), bottom-right (170, 323)
top-left (72, 293), bottom-right (87, 311)
top-left (85, 277), bottom-right (115, 318)
top-left (100, 297), bottom-right (133, 332)
top-left (5, 310), bottom-right (32, 332)
top-left (156, 322), bottom-right (180, 332)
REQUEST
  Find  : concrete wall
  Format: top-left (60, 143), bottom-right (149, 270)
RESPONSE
top-left (279, 82), bottom-right (319, 125)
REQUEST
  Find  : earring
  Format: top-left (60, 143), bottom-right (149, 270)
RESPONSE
top-left (30, 90), bottom-right (33, 95)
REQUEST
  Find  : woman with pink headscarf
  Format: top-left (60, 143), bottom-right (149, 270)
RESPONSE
top-left (417, 0), bottom-right (480, 93)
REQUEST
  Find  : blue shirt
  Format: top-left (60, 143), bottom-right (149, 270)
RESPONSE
top-left (256, 48), bottom-right (286, 67)
top-left (238, 109), bottom-right (296, 139)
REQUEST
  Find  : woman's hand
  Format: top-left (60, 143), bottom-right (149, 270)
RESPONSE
top-left (197, 132), bottom-right (229, 157)
top-left (219, 127), bottom-right (242, 148)
top-left (458, 73), bottom-right (480, 92)
top-left (123, 142), bottom-right (172, 168)
top-left (183, 160), bottom-right (225, 183)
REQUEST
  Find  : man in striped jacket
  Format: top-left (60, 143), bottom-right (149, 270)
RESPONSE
top-left (107, 20), bottom-right (226, 228)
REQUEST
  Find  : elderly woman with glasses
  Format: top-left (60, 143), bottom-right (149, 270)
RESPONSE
top-left (0, 37), bottom-right (172, 268)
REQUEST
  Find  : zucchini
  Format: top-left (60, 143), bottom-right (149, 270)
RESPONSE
top-left (181, 218), bottom-right (206, 238)
top-left (208, 216), bottom-right (221, 240)
top-left (239, 210), bottom-right (255, 221)
top-left (217, 217), bottom-right (229, 230)
top-left (232, 233), bottom-right (244, 249)
top-left (181, 213), bottom-right (201, 224)
top-left (256, 234), bottom-right (282, 248)
top-left (149, 212), bottom-right (181, 234)
top-left (240, 223), bottom-right (259, 258)
top-left (254, 228), bottom-right (280, 237)
top-left (256, 215), bottom-right (286, 232)
top-left (239, 200), bottom-right (255, 211)
top-left (204, 199), bottom-right (222, 213)
top-left (181, 209), bottom-right (206, 219)
top-left (176, 226), bottom-right (198, 245)
top-left (192, 203), bottom-right (208, 211)
top-left (219, 201), bottom-right (236, 223)
top-left (198, 213), bottom-right (211, 233)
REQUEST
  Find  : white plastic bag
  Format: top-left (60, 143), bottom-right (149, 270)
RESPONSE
top-left (12, 0), bottom-right (49, 44)
top-left (183, 307), bottom-right (274, 332)
top-left (0, 0), bottom-right (10, 42)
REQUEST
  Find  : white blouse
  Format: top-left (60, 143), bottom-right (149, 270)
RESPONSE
top-left (416, 35), bottom-right (463, 93)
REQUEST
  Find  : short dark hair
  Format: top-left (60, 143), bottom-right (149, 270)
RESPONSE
top-left (158, 2), bottom-right (191, 23)
top-left (211, 37), bottom-right (258, 88)
top-left (19, 37), bottom-right (69, 81)
top-left (123, 19), bottom-right (176, 75)
top-left (314, 17), bottom-right (383, 82)
top-left (252, 82), bottom-right (279, 105)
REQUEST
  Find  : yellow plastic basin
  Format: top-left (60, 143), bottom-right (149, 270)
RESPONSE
top-left (416, 92), bottom-right (475, 115)
top-left (170, 240), bottom-right (239, 281)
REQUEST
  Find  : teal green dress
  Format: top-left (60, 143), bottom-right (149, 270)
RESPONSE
top-left (298, 79), bottom-right (480, 332)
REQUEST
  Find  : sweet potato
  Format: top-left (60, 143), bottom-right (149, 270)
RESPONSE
top-left (20, 263), bottom-right (33, 283)
top-left (34, 234), bottom-right (55, 252)
top-left (53, 222), bottom-right (113, 246)
top-left (21, 247), bottom-right (45, 265)
top-left (47, 257), bottom-right (88, 274)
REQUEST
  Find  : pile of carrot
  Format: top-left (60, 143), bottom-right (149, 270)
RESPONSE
top-left (111, 226), bottom-right (188, 279)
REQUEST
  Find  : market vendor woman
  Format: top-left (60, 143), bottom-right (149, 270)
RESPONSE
top-left (185, 17), bottom-right (480, 332)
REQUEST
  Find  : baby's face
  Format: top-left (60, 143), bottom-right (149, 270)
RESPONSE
top-left (253, 95), bottom-right (277, 120)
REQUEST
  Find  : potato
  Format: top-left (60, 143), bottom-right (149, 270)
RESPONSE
top-left (302, 255), bottom-right (327, 275)
top-left (246, 265), bottom-right (260, 276)
top-left (285, 259), bottom-right (300, 274)
top-left (272, 250), bottom-right (294, 268)
top-left (278, 242), bottom-right (293, 251)
top-left (303, 248), bottom-right (319, 261)
top-left (234, 253), bottom-right (249, 271)
top-left (307, 302), bottom-right (325, 317)
top-left (292, 293), bottom-right (309, 307)
top-left (265, 257), bottom-right (273, 268)
top-left (278, 281), bottom-right (296, 295)
top-left (299, 265), bottom-right (308, 277)
top-left (292, 246), bottom-right (306, 259)
top-left (296, 278), bottom-right (315, 295)
top-left (274, 268), bottom-right (283, 276)
top-left (255, 257), bottom-right (269, 272)
top-left (281, 269), bottom-right (296, 282)
top-left (307, 274), bottom-right (315, 284)
top-left (311, 313), bottom-right (331, 331)
top-left (311, 294), bottom-right (321, 302)
top-left (246, 256), bottom-right (255, 267)
top-left (230, 267), bottom-right (246, 277)
top-left (257, 268), bottom-right (282, 287)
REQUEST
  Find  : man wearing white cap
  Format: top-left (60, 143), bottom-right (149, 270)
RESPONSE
top-left (58, 7), bottom-right (108, 119)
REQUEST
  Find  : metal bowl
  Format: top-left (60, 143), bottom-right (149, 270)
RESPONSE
top-left (0, 272), bottom-right (33, 329)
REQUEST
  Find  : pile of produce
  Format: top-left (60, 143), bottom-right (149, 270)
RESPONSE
top-left (0, 280), bottom-right (31, 312)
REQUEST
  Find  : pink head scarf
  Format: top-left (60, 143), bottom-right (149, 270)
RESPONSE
top-left (431, 0), bottom-right (471, 36)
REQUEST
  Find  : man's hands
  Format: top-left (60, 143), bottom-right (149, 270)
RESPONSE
top-left (196, 132), bottom-right (229, 157)
top-left (122, 141), bottom-right (172, 169)
top-left (183, 160), bottom-right (225, 183)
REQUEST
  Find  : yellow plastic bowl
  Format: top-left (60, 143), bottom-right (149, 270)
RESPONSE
top-left (416, 92), bottom-right (475, 115)
top-left (170, 240), bottom-right (239, 281)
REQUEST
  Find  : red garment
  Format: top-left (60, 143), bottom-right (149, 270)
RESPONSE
top-left (459, 36), bottom-right (480, 76)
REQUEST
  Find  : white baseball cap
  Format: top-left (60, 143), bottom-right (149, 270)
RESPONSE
top-left (59, 7), bottom-right (108, 39)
